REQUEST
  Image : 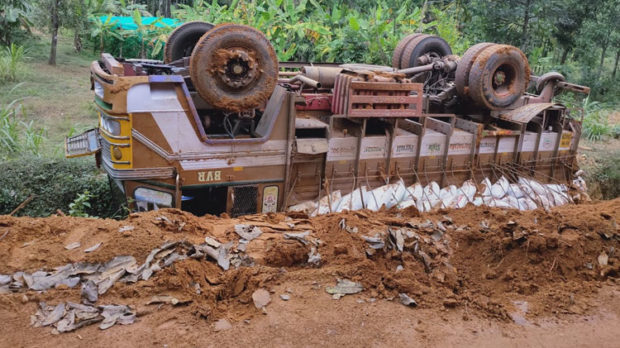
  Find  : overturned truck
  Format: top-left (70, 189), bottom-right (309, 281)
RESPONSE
top-left (66, 23), bottom-right (590, 216)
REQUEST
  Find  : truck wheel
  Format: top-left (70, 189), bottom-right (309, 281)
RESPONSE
top-left (535, 72), bottom-right (565, 94)
top-left (164, 21), bottom-right (214, 63)
top-left (392, 33), bottom-right (424, 69)
top-left (455, 42), bottom-right (493, 98)
top-left (400, 35), bottom-right (452, 69)
top-left (190, 24), bottom-right (278, 112)
top-left (467, 44), bottom-right (530, 110)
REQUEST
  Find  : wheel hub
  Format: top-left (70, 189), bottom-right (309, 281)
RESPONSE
top-left (493, 71), bottom-right (506, 85)
top-left (214, 49), bottom-right (258, 89)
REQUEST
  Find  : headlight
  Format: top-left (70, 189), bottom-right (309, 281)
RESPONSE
top-left (135, 188), bottom-right (173, 207)
top-left (94, 81), bottom-right (104, 99)
top-left (100, 116), bottom-right (121, 135)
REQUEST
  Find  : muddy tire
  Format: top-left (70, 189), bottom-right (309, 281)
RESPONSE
top-left (467, 44), bottom-right (530, 110)
top-left (400, 35), bottom-right (452, 69)
top-left (189, 24), bottom-right (278, 112)
top-left (164, 21), bottom-right (214, 63)
top-left (455, 42), bottom-right (493, 98)
top-left (535, 72), bottom-right (565, 94)
top-left (392, 33), bottom-right (424, 69)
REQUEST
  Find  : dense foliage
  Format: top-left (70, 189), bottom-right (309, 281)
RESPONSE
top-left (0, 0), bottom-right (617, 218)
top-left (1, 0), bottom-right (616, 101)
top-left (0, 157), bottom-right (125, 217)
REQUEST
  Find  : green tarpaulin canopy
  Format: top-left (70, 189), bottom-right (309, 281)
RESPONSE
top-left (98, 16), bottom-right (181, 30)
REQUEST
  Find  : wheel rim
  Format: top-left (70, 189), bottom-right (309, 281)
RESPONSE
top-left (490, 63), bottom-right (518, 98)
top-left (214, 48), bottom-right (259, 89)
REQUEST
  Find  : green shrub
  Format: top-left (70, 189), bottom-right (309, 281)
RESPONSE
top-left (0, 157), bottom-right (125, 218)
top-left (69, 190), bottom-right (93, 217)
top-left (0, 100), bottom-right (46, 159)
top-left (585, 149), bottom-right (620, 200)
top-left (0, 43), bottom-right (25, 82)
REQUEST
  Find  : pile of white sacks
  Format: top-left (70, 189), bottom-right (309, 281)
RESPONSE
top-left (289, 175), bottom-right (585, 216)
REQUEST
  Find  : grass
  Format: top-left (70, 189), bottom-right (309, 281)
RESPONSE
top-left (0, 31), bottom-right (99, 157)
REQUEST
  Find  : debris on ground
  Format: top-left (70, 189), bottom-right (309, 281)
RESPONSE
top-left (214, 319), bottom-right (232, 331)
top-left (31, 302), bottom-right (135, 333)
top-left (147, 295), bottom-right (192, 306)
top-left (326, 279), bottom-right (364, 299)
top-left (0, 199), bottom-right (618, 336)
top-left (64, 242), bottom-right (80, 250)
top-left (84, 243), bottom-right (102, 253)
top-left (234, 225), bottom-right (263, 241)
top-left (252, 289), bottom-right (271, 309)
top-left (399, 293), bottom-right (417, 307)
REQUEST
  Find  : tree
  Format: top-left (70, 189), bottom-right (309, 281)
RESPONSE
top-left (578, 0), bottom-right (619, 79)
top-left (552, 0), bottom-right (587, 64)
top-left (89, 15), bottom-right (120, 53)
top-left (66, 0), bottom-right (90, 52)
top-left (48, 0), bottom-right (60, 65)
top-left (0, 0), bottom-right (33, 45)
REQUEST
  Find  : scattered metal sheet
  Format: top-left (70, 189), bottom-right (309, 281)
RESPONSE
top-left (64, 242), bottom-right (81, 250)
top-left (307, 247), bottom-right (321, 265)
top-left (234, 225), bottom-right (263, 241)
top-left (147, 295), bottom-right (192, 306)
top-left (84, 243), bottom-right (102, 253)
top-left (326, 279), bottom-right (363, 299)
top-left (399, 293), bottom-right (417, 307)
top-left (388, 228), bottom-right (404, 252)
top-left (0, 274), bottom-right (12, 285)
top-left (81, 280), bottom-right (98, 303)
top-left (284, 230), bottom-right (311, 245)
top-left (42, 303), bottom-right (66, 326)
top-left (99, 305), bottom-right (135, 330)
top-left (363, 235), bottom-right (385, 249)
top-left (204, 236), bottom-right (222, 248)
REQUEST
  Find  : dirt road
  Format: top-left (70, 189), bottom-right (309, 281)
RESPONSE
top-left (1, 200), bottom-right (618, 347)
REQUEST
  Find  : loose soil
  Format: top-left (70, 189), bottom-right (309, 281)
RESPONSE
top-left (0, 199), bottom-right (619, 347)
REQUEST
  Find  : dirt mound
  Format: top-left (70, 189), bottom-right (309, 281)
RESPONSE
top-left (0, 199), bottom-right (618, 329)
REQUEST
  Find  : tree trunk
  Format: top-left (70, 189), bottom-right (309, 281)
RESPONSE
top-left (613, 50), bottom-right (619, 79)
top-left (521, 0), bottom-right (531, 52)
top-left (597, 42), bottom-right (608, 79)
top-left (161, 0), bottom-right (171, 17)
top-left (74, 30), bottom-right (82, 53)
top-left (48, 0), bottom-right (60, 65)
top-left (560, 47), bottom-right (571, 65)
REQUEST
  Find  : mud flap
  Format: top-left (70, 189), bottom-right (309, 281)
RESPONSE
top-left (65, 128), bottom-right (101, 158)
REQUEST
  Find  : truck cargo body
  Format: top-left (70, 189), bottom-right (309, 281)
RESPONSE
top-left (65, 54), bottom-right (582, 216)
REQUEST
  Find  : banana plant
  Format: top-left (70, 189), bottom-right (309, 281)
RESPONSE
top-left (89, 15), bottom-right (120, 53)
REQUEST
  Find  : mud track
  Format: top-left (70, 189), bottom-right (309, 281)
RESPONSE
top-left (0, 200), bottom-right (619, 346)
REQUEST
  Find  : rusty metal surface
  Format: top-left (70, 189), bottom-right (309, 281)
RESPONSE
top-left (498, 103), bottom-right (557, 124)
top-left (189, 24), bottom-right (278, 112)
top-left (295, 94), bottom-right (332, 111)
top-left (466, 44), bottom-right (531, 110)
top-left (346, 81), bottom-right (423, 118)
top-left (83, 25), bottom-right (590, 217)
top-left (300, 66), bottom-right (343, 88)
